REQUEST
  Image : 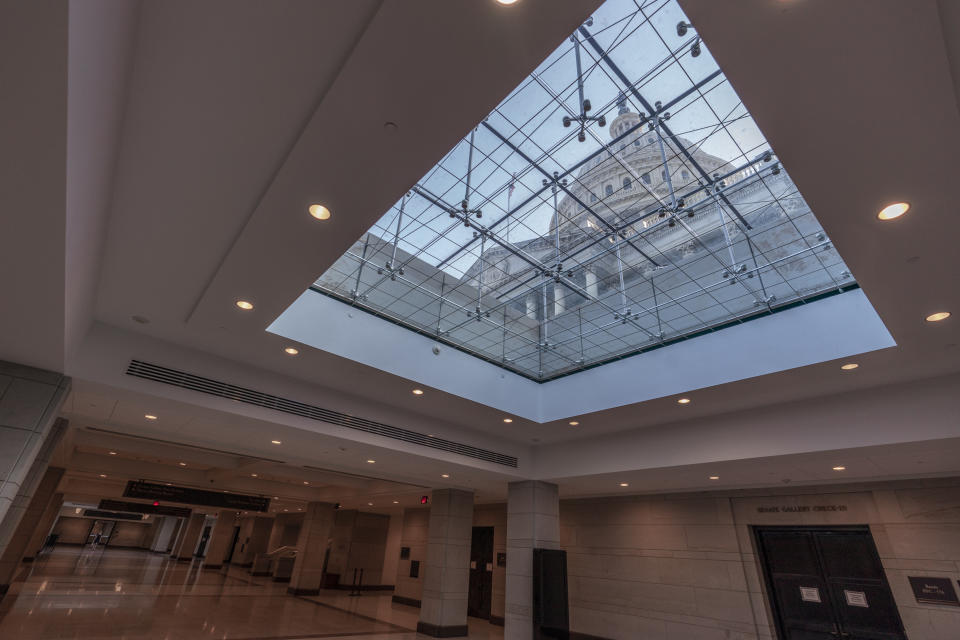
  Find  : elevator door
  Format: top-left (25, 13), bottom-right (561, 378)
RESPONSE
top-left (756, 527), bottom-right (905, 640)
top-left (468, 526), bottom-right (494, 619)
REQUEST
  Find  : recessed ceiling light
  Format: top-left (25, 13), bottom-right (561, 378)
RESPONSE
top-left (235, 300), bottom-right (254, 311)
top-left (832, 466), bottom-right (846, 471)
top-left (677, 398), bottom-right (691, 404)
top-left (283, 508), bottom-right (288, 512)
top-left (109, 451), bottom-right (117, 455)
top-left (568, 421), bottom-right (579, 426)
top-left (297, 508), bottom-right (302, 511)
top-left (99, 474), bottom-right (107, 478)
top-left (495, 0), bottom-right (519, 4)
top-left (251, 473), bottom-right (258, 477)
top-left (166, 483), bottom-right (172, 486)
top-left (271, 440), bottom-right (282, 445)
top-left (411, 388), bottom-right (424, 395)
top-left (178, 462), bottom-right (186, 466)
top-left (368, 502), bottom-right (373, 506)
top-left (709, 476), bottom-right (719, 480)
top-left (840, 363), bottom-right (859, 370)
top-left (273, 496), bottom-right (278, 499)
top-left (441, 474), bottom-right (450, 478)
top-left (284, 346), bottom-right (299, 356)
top-left (366, 459), bottom-right (376, 464)
top-left (619, 482), bottom-right (629, 487)
top-left (503, 418), bottom-right (513, 423)
top-left (877, 202), bottom-right (909, 221)
top-left (926, 311), bottom-right (951, 322)
top-left (308, 204), bottom-right (331, 221)
top-left (393, 500), bottom-right (399, 504)
top-left (303, 481), bottom-right (309, 485)
top-left (144, 414), bottom-right (158, 420)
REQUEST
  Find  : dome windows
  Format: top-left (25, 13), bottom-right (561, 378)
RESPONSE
top-left (605, 184), bottom-right (614, 196)
top-left (623, 177), bottom-right (632, 190)
top-left (642, 172), bottom-right (651, 185)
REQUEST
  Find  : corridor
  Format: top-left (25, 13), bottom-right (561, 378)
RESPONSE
top-left (0, 547), bottom-right (503, 640)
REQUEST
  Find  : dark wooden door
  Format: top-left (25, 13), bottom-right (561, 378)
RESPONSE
top-left (756, 527), bottom-right (906, 640)
top-left (468, 526), bottom-right (494, 619)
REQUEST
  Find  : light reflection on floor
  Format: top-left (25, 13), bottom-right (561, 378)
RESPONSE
top-left (0, 547), bottom-right (503, 639)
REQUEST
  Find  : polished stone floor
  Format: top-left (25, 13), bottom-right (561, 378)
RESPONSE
top-left (0, 547), bottom-right (504, 640)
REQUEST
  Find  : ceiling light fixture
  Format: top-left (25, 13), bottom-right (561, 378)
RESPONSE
top-left (832, 466), bottom-right (846, 471)
top-left (284, 346), bottom-right (299, 356)
top-left (411, 389), bottom-right (424, 395)
top-left (495, 0), bottom-right (520, 4)
top-left (251, 473), bottom-right (258, 477)
top-left (144, 414), bottom-right (158, 420)
top-left (109, 451), bottom-right (117, 455)
top-left (877, 202), bottom-right (909, 221)
top-left (925, 311), bottom-right (951, 322)
top-left (99, 474), bottom-right (107, 478)
top-left (308, 204), bottom-right (331, 221)
top-left (366, 459), bottom-right (376, 464)
top-left (368, 502), bottom-right (373, 506)
top-left (840, 363), bottom-right (859, 370)
top-left (303, 481), bottom-right (309, 485)
top-left (677, 398), bottom-right (691, 404)
top-left (235, 300), bottom-right (254, 311)
top-left (619, 482), bottom-right (629, 487)
top-left (441, 474), bottom-right (450, 478)
top-left (178, 462), bottom-right (186, 466)
top-left (709, 476), bottom-right (719, 480)
top-left (568, 421), bottom-right (579, 426)
top-left (393, 500), bottom-right (399, 504)
top-left (503, 418), bottom-right (513, 423)
top-left (271, 440), bottom-right (281, 445)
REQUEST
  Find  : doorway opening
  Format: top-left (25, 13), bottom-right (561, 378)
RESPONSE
top-left (468, 526), bottom-right (494, 619)
top-left (754, 526), bottom-right (906, 640)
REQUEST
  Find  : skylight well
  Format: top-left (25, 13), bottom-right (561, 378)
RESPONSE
top-left (312, 0), bottom-right (855, 381)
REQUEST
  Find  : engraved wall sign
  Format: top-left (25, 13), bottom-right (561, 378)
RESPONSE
top-left (844, 590), bottom-right (869, 608)
top-left (908, 577), bottom-right (960, 606)
top-left (799, 586), bottom-right (821, 603)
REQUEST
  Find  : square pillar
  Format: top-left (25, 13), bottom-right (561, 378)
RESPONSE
top-left (417, 488), bottom-right (474, 638)
top-left (23, 491), bottom-right (63, 560)
top-left (173, 513), bottom-right (205, 561)
top-left (202, 510), bottom-right (238, 569)
top-left (505, 481), bottom-right (559, 640)
top-left (0, 466), bottom-right (64, 594)
top-left (288, 501), bottom-right (336, 595)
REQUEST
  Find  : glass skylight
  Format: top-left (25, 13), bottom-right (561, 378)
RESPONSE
top-left (311, 0), bottom-right (856, 381)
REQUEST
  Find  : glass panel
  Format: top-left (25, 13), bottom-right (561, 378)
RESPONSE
top-left (311, 0), bottom-right (855, 381)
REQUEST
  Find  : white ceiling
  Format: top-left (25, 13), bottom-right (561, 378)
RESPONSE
top-left (1, 0), bottom-right (958, 503)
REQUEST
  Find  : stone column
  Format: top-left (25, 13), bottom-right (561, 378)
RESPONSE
top-left (584, 269), bottom-right (599, 298)
top-left (173, 513), bottom-right (205, 561)
top-left (0, 361), bottom-right (69, 557)
top-left (288, 501), bottom-right (336, 595)
top-left (417, 488), bottom-right (474, 638)
top-left (23, 491), bottom-right (63, 560)
top-left (202, 510), bottom-right (238, 569)
top-left (504, 481), bottom-right (560, 640)
top-left (525, 295), bottom-right (537, 320)
top-left (0, 466), bottom-right (64, 596)
top-left (553, 283), bottom-right (565, 316)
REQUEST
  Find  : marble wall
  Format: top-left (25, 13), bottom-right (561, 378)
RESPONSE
top-left (560, 478), bottom-right (960, 640)
top-left (108, 521), bottom-right (150, 548)
top-left (473, 503), bottom-right (507, 623)
top-left (52, 516), bottom-right (91, 544)
top-left (394, 507), bottom-right (429, 604)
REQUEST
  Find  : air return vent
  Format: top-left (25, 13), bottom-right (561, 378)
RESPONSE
top-left (126, 360), bottom-right (518, 468)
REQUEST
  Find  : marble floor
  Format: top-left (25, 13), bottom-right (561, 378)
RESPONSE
top-left (0, 547), bottom-right (504, 640)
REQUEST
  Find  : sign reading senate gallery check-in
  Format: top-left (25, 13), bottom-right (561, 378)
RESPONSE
top-left (123, 480), bottom-right (271, 512)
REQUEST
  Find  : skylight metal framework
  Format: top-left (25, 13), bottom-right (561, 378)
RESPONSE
top-left (312, 0), bottom-right (855, 381)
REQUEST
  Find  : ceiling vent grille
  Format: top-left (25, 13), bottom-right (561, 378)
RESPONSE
top-left (125, 360), bottom-right (518, 468)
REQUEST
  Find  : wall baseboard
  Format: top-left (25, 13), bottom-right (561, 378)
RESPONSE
top-left (391, 595), bottom-right (421, 607)
top-left (416, 621), bottom-right (468, 638)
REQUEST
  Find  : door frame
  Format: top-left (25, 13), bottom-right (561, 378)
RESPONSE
top-left (753, 525), bottom-right (905, 640)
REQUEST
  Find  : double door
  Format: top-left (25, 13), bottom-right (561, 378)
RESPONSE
top-left (755, 527), bottom-right (905, 640)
